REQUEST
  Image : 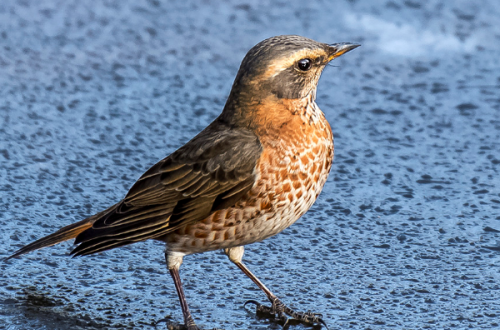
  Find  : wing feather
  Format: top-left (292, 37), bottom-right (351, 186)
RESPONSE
top-left (71, 120), bottom-right (263, 256)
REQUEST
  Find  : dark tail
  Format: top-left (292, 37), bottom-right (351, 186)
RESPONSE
top-left (5, 218), bottom-right (93, 261)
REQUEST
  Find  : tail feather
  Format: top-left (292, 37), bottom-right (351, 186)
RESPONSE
top-left (4, 219), bottom-right (93, 261)
top-left (4, 203), bottom-right (119, 261)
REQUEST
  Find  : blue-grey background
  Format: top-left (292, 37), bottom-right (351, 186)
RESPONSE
top-left (1, 0), bottom-right (500, 329)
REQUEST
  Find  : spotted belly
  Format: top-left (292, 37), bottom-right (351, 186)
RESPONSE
top-left (166, 112), bottom-right (334, 255)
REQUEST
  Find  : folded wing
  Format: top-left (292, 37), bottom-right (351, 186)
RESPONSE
top-left (71, 121), bottom-right (262, 256)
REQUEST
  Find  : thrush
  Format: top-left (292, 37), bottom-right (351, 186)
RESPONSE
top-left (5, 35), bottom-right (359, 329)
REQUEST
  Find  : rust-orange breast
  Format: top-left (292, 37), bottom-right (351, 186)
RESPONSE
top-left (166, 93), bottom-right (334, 254)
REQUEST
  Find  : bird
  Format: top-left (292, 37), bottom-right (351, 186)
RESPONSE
top-left (5, 35), bottom-right (359, 329)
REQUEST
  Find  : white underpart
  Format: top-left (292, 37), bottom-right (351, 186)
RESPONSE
top-left (166, 251), bottom-right (186, 270)
top-left (224, 246), bottom-right (244, 263)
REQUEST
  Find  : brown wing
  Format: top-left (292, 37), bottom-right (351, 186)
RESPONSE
top-left (71, 120), bottom-right (262, 256)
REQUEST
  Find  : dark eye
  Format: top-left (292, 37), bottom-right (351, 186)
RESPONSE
top-left (297, 58), bottom-right (312, 71)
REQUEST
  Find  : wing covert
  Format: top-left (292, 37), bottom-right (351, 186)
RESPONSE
top-left (72, 120), bottom-right (263, 256)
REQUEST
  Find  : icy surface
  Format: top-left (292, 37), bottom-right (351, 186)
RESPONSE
top-left (1, 0), bottom-right (500, 329)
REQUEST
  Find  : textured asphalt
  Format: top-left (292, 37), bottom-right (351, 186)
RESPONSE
top-left (1, 0), bottom-right (500, 329)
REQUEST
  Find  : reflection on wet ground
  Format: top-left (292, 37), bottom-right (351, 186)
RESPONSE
top-left (1, 0), bottom-right (500, 329)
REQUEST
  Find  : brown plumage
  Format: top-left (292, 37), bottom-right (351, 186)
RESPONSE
top-left (6, 35), bottom-right (359, 330)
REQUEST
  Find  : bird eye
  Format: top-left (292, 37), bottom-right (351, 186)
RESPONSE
top-left (297, 58), bottom-right (312, 71)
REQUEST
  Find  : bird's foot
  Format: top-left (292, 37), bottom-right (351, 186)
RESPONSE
top-left (154, 317), bottom-right (205, 330)
top-left (244, 297), bottom-right (328, 329)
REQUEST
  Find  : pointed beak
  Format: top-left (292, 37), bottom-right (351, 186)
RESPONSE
top-left (327, 43), bottom-right (360, 61)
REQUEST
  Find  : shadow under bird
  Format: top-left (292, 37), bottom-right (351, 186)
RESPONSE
top-left (5, 35), bottom-right (359, 329)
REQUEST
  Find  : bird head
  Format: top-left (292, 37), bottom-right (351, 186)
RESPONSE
top-left (227, 35), bottom-right (359, 103)
top-left (221, 35), bottom-right (359, 128)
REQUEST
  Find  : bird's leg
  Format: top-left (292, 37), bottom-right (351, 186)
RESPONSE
top-left (170, 268), bottom-right (199, 330)
top-left (156, 253), bottom-right (200, 330)
top-left (224, 247), bottom-right (328, 329)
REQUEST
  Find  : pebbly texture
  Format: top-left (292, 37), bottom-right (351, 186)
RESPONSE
top-left (1, 0), bottom-right (500, 329)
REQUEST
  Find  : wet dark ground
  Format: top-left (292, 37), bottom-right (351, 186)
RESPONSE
top-left (1, 0), bottom-right (500, 329)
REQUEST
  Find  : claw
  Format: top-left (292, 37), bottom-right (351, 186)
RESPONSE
top-left (154, 317), bottom-right (170, 327)
top-left (318, 318), bottom-right (329, 330)
top-left (243, 298), bottom-right (329, 329)
top-left (244, 300), bottom-right (261, 309)
top-left (153, 317), bottom-right (211, 330)
top-left (244, 299), bottom-right (277, 316)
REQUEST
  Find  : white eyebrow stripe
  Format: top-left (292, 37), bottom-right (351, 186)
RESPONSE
top-left (261, 49), bottom-right (326, 79)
